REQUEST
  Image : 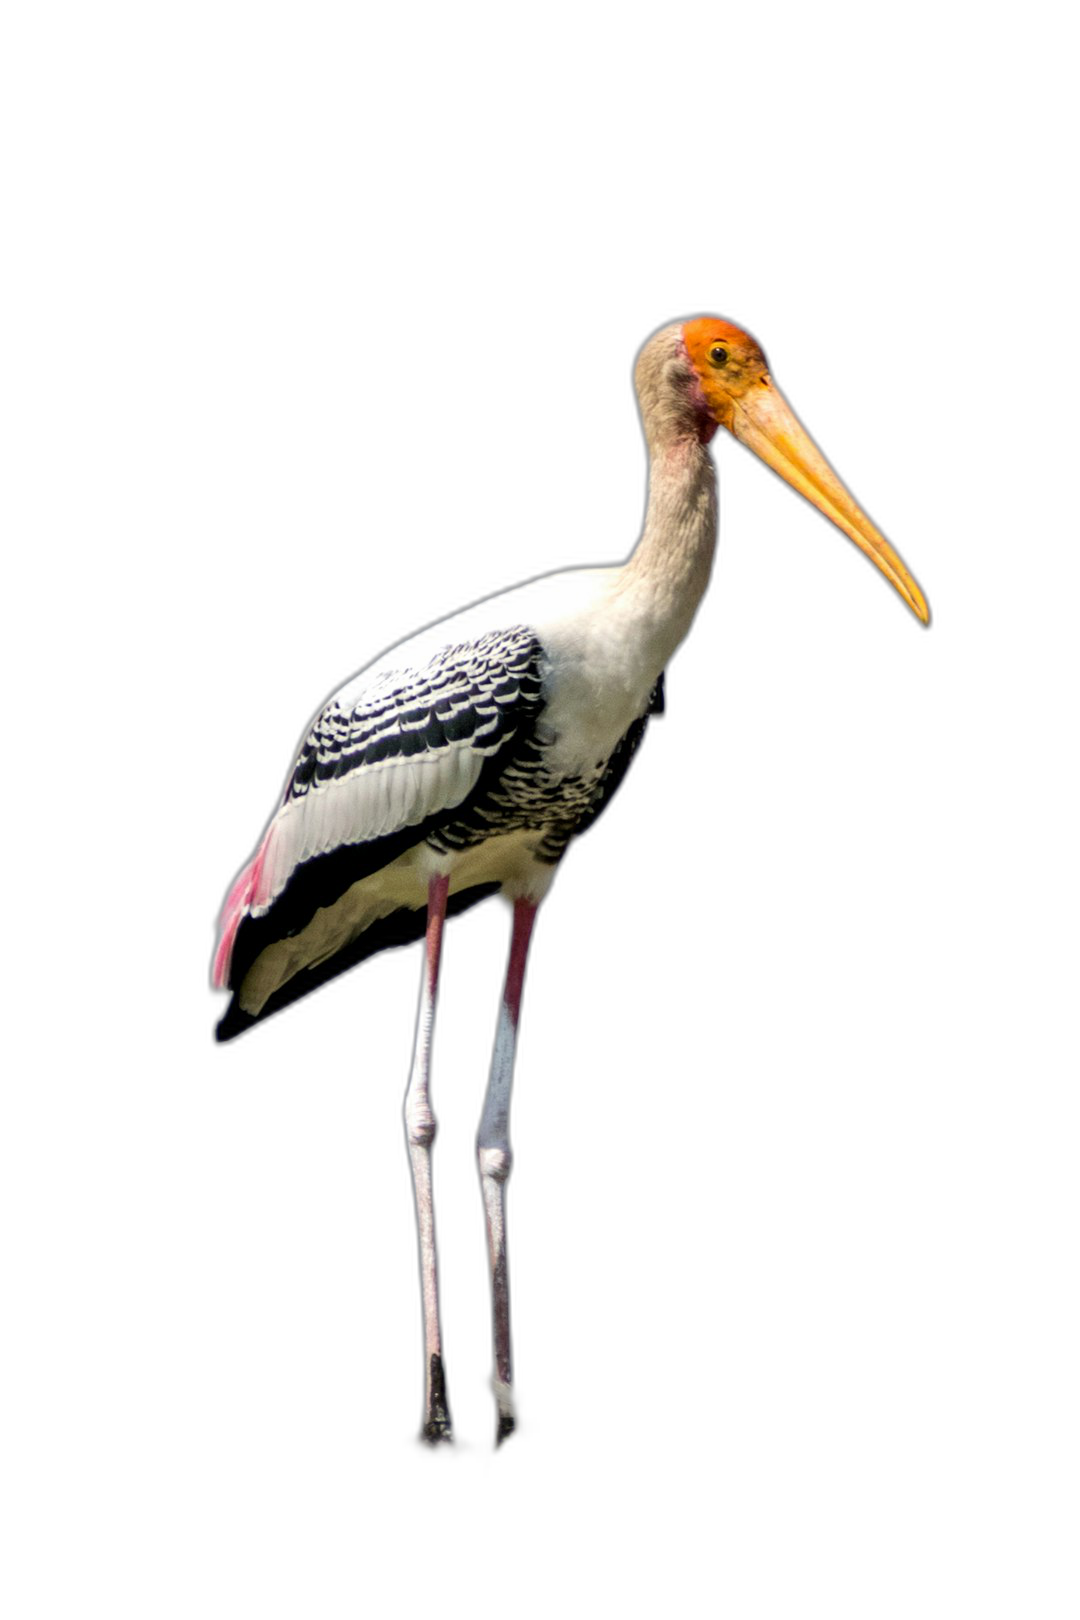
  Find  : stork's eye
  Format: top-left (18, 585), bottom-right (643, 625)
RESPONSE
top-left (709, 344), bottom-right (729, 367)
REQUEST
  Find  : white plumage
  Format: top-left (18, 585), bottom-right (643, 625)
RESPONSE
top-left (214, 549), bottom-right (690, 1020)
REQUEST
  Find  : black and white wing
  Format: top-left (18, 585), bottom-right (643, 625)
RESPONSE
top-left (272, 625), bottom-right (545, 893)
top-left (215, 626), bottom-right (546, 1022)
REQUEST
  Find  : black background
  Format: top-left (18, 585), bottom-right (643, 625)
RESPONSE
top-left (143, 119), bottom-right (990, 1496)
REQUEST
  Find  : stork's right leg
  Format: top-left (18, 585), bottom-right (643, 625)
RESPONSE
top-left (404, 873), bottom-right (452, 1442)
top-left (477, 898), bottom-right (538, 1445)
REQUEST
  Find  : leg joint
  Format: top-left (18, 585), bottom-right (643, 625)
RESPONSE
top-left (478, 1144), bottom-right (512, 1183)
top-left (406, 1105), bottom-right (437, 1149)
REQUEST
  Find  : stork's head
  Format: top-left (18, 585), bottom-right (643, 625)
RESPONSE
top-left (635, 317), bottom-right (929, 625)
top-left (682, 317), bottom-right (771, 432)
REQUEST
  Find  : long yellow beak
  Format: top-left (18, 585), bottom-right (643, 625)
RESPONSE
top-left (731, 380), bottom-right (930, 625)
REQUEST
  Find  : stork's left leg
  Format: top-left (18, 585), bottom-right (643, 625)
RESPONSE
top-left (404, 872), bottom-right (452, 1443)
top-left (477, 897), bottom-right (538, 1445)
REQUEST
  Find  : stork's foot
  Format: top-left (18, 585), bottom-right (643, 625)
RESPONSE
top-left (423, 1416), bottom-right (453, 1444)
top-left (422, 1353), bottom-right (452, 1444)
top-left (494, 1379), bottom-right (516, 1446)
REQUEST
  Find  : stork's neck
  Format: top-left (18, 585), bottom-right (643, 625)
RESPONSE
top-left (618, 430), bottom-right (718, 666)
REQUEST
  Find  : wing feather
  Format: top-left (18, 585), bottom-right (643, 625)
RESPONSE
top-left (213, 626), bottom-right (545, 990)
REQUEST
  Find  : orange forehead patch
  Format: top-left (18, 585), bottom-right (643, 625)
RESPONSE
top-left (682, 316), bottom-right (754, 374)
top-left (681, 315), bottom-right (766, 430)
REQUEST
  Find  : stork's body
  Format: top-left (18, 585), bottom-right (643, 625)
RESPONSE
top-left (214, 317), bottom-right (928, 1443)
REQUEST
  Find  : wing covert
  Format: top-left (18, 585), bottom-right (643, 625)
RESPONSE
top-left (219, 626), bottom-right (546, 971)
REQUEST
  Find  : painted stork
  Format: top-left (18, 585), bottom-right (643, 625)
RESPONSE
top-left (213, 316), bottom-right (929, 1444)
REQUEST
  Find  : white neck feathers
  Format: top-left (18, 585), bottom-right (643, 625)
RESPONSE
top-left (616, 326), bottom-right (719, 665)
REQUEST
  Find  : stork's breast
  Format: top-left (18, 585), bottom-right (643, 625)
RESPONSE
top-left (537, 631), bottom-right (659, 776)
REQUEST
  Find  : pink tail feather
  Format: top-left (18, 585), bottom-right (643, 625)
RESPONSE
top-left (213, 830), bottom-right (273, 989)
